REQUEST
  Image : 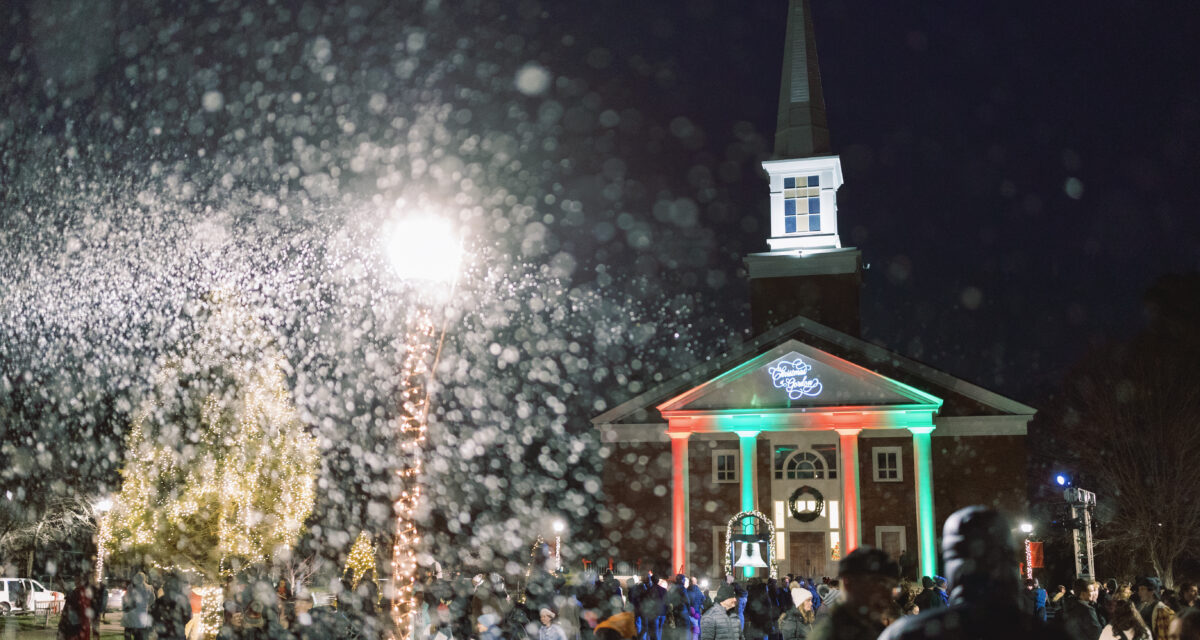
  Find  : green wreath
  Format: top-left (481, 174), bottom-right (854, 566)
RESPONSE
top-left (788, 485), bottom-right (824, 523)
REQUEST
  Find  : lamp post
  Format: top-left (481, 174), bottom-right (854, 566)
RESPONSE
top-left (383, 211), bottom-right (464, 638)
top-left (553, 520), bottom-right (565, 572)
top-left (94, 497), bottom-right (114, 582)
top-left (1019, 522), bottom-right (1034, 580)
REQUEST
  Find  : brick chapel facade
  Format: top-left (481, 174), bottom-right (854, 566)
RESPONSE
top-left (589, 0), bottom-right (1032, 582)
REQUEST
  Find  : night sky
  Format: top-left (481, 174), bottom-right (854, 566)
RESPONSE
top-left (542, 0), bottom-right (1200, 404)
top-left (1, 0), bottom-right (1197, 576)
top-left (4, 0), bottom-right (1199, 409)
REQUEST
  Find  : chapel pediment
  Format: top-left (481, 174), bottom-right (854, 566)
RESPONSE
top-left (657, 339), bottom-right (942, 414)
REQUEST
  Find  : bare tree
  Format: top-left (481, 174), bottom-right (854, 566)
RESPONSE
top-left (3, 495), bottom-right (99, 576)
top-left (1052, 275), bottom-right (1200, 588)
top-left (276, 548), bottom-right (319, 591)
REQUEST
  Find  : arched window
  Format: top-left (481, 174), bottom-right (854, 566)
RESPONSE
top-left (784, 451), bottom-right (825, 480)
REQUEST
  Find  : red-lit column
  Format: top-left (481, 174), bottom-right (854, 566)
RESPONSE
top-left (669, 432), bottom-right (692, 575)
top-left (835, 428), bottom-right (862, 553)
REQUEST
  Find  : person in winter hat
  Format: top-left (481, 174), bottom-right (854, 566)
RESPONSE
top-left (700, 584), bottom-right (741, 640)
top-left (877, 506), bottom-right (1066, 640)
top-left (778, 586), bottom-right (814, 640)
top-left (1135, 576), bottom-right (1175, 640)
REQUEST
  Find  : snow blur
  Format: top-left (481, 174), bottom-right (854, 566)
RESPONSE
top-left (0, 0), bottom-right (761, 584)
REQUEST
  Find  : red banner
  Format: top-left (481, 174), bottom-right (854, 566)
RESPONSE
top-left (1028, 541), bottom-right (1044, 569)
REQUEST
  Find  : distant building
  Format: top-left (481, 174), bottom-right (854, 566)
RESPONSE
top-left (592, 0), bottom-right (1031, 581)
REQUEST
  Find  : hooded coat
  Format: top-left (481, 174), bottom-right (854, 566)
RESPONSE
top-left (877, 507), bottom-right (1068, 640)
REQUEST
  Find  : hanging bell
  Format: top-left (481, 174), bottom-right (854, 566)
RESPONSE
top-left (733, 541), bottom-right (769, 568)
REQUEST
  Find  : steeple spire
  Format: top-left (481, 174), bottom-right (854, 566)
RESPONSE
top-left (774, 0), bottom-right (830, 159)
top-left (744, 0), bottom-right (861, 337)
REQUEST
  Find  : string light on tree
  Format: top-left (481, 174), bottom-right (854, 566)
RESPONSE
top-left (102, 290), bottom-right (319, 640)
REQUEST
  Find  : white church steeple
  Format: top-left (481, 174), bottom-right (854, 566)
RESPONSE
top-left (744, 0), bottom-right (863, 336)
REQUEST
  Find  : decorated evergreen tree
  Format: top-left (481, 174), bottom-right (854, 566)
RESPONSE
top-left (345, 530), bottom-right (377, 588)
top-left (103, 291), bottom-right (319, 635)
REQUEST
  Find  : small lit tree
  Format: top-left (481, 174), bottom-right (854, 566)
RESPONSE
top-left (104, 292), bottom-right (319, 636)
top-left (345, 531), bottom-right (377, 588)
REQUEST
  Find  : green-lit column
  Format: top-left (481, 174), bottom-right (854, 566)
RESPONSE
top-left (909, 425), bottom-right (937, 579)
top-left (735, 430), bottom-right (760, 577)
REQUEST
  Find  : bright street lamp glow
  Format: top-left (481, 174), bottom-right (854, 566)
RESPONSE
top-left (383, 214), bottom-right (462, 284)
top-left (1020, 522), bottom-right (1033, 534)
top-left (95, 497), bottom-right (114, 513)
top-left (553, 520), bottom-right (565, 533)
top-left (1056, 474), bottom-right (1067, 486)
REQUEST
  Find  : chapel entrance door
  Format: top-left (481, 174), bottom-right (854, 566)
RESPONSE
top-left (789, 531), bottom-right (826, 579)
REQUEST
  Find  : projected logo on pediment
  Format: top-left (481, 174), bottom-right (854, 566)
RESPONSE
top-left (768, 357), bottom-right (823, 399)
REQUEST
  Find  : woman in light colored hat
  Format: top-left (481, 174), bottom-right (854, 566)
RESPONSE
top-left (778, 586), bottom-right (814, 640)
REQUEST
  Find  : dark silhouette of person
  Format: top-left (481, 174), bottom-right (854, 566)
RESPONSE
top-left (878, 506), bottom-right (1067, 640)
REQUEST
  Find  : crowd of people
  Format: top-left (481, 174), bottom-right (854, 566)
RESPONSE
top-left (42, 506), bottom-right (1200, 640)
top-left (1030, 574), bottom-right (1200, 640)
top-left (52, 566), bottom-right (380, 640)
top-left (56, 570), bottom-right (192, 640)
top-left (411, 507), bottom-right (1200, 640)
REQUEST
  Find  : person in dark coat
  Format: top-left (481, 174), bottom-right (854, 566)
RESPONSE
top-left (778, 587), bottom-right (814, 640)
top-left (912, 577), bottom-right (946, 613)
top-left (699, 585), bottom-right (741, 640)
top-left (637, 574), bottom-right (666, 640)
top-left (59, 573), bottom-right (94, 640)
top-left (809, 547), bottom-right (898, 640)
top-left (600, 571), bottom-right (625, 620)
top-left (93, 578), bottom-right (109, 626)
top-left (687, 576), bottom-right (709, 633)
top-left (877, 506), bottom-right (1067, 640)
top-left (1060, 579), bottom-right (1103, 640)
top-left (744, 579), bottom-right (772, 640)
top-left (150, 574), bottom-right (193, 640)
top-left (665, 575), bottom-right (696, 640)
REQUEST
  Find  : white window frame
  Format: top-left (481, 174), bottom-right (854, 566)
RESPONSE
top-left (712, 449), bottom-right (739, 484)
top-left (874, 525), bottom-right (908, 557)
top-left (783, 450), bottom-right (826, 480)
top-left (872, 446), bottom-right (903, 482)
top-left (713, 525), bottom-right (730, 581)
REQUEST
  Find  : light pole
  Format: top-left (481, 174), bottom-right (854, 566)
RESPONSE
top-left (94, 497), bottom-right (114, 582)
top-left (553, 520), bottom-right (565, 572)
top-left (1019, 522), bottom-right (1034, 580)
top-left (382, 211), bottom-right (464, 637)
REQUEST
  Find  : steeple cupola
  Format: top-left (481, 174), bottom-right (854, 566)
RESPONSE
top-left (744, 0), bottom-right (863, 337)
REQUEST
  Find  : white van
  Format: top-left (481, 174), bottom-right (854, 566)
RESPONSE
top-left (0, 578), bottom-right (65, 613)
